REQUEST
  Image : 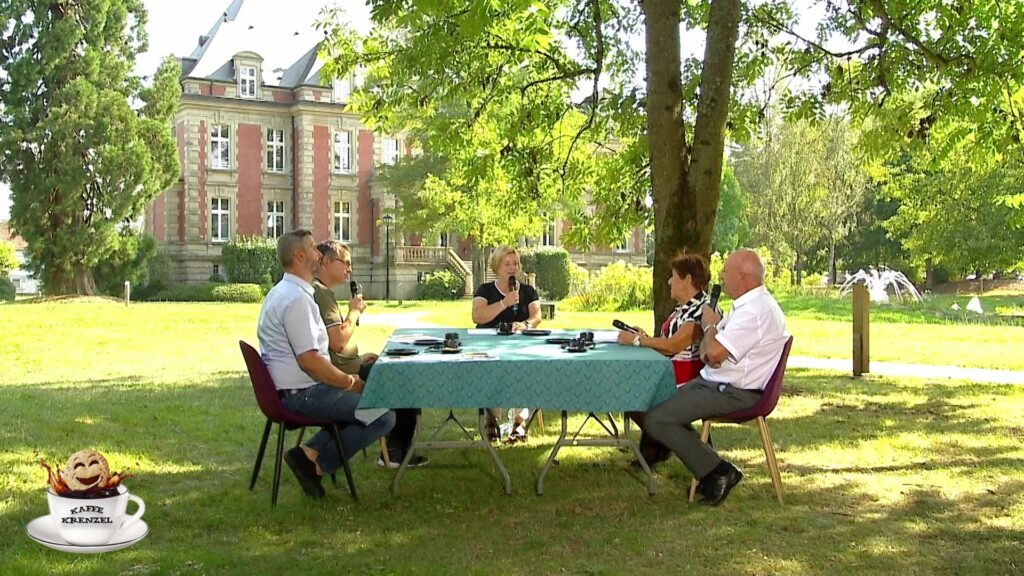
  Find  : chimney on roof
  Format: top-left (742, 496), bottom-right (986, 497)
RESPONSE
top-left (223, 11), bottom-right (228, 23)
top-left (248, 24), bottom-right (254, 30)
top-left (198, 35), bottom-right (208, 47)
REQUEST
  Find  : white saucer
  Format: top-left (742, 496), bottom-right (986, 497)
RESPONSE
top-left (26, 515), bottom-right (148, 554)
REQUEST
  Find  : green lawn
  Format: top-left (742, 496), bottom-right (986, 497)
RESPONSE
top-left (1, 300), bottom-right (1022, 574)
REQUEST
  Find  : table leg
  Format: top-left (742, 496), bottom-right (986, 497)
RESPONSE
top-left (479, 409), bottom-right (512, 495)
top-left (390, 411), bottom-right (421, 494)
top-left (390, 410), bottom-right (511, 495)
top-left (536, 410), bottom-right (569, 495)
top-left (536, 411), bottom-right (655, 496)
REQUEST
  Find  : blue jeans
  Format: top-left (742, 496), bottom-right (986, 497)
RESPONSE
top-left (282, 384), bottom-right (396, 475)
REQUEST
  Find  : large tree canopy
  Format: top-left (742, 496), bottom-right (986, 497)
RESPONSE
top-left (0, 0), bottom-right (180, 294)
top-left (320, 0), bottom-right (1023, 318)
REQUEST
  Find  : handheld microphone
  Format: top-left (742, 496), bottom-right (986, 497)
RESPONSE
top-left (508, 275), bottom-right (519, 314)
top-left (708, 284), bottom-right (722, 311)
top-left (350, 281), bottom-right (362, 326)
top-left (612, 319), bottom-right (638, 334)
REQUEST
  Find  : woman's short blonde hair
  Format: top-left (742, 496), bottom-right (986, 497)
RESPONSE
top-left (489, 246), bottom-right (521, 275)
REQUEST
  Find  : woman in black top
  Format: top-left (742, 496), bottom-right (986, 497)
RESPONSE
top-left (471, 246), bottom-right (542, 442)
top-left (471, 245), bottom-right (542, 330)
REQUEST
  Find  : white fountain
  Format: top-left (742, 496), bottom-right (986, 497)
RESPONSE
top-left (839, 267), bottom-right (924, 303)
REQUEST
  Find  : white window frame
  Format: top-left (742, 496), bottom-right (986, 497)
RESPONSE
top-left (333, 131), bottom-right (352, 173)
top-left (266, 128), bottom-right (285, 173)
top-left (542, 221), bottom-right (556, 246)
top-left (210, 124), bottom-right (231, 170)
top-left (382, 137), bottom-right (399, 166)
top-left (239, 65), bottom-right (258, 98)
top-left (333, 200), bottom-right (352, 242)
top-left (332, 77), bottom-right (351, 103)
top-left (266, 200), bottom-right (286, 239)
top-left (438, 231), bottom-right (453, 248)
top-left (211, 197), bottom-right (231, 243)
top-left (613, 233), bottom-right (631, 253)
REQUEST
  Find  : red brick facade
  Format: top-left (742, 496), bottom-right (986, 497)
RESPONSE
top-left (236, 123), bottom-right (263, 235)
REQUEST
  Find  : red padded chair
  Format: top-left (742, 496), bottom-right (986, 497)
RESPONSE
top-left (688, 336), bottom-right (794, 504)
top-left (240, 341), bottom-right (357, 506)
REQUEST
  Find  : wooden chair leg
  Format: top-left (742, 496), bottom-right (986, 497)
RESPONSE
top-left (250, 419), bottom-right (272, 490)
top-left (757, 417), bottom-right (784, 504)
top-left (328, 425), bottom-right (358, 500)
top-left (535, 409), bottom-right (545, 433)
top-left (271, 422), bottom-right (286, 507)
top-left (688, 420), bottom-right (714, 503)
top-left (379, 438), bottom-right (391, 467)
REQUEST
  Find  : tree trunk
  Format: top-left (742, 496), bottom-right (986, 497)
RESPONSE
top-left (49, 263), bottom-right (97, 296)
top-left (793, 250), bottom-right (802, 285)
top-left (643, 0), bottom-right (741, 325)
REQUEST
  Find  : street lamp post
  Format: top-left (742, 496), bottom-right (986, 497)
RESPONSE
top-left (382, 214), bottom-right (393, 302)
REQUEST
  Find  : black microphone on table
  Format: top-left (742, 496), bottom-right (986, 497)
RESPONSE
top-left (708, 284), bottom-right (722, 311)
top-left (350, 280), bottom-right (362, 326)
top-left (508, 275), bottom-right (518, 314)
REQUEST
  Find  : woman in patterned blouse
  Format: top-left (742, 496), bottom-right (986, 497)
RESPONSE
top-left (616, 253), bottom-right (716, 467)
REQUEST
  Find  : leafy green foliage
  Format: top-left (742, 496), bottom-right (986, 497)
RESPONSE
top-left (0, 3), bottom-right (181, 295)
top-left (221, 236), bottom-right (281, 285)
top-left (712, 164), bottom-right (748, 254)
top-left (90, 229), bottom-right (158, 297)
top-left (0, 241), bottom-right (17, 277)
top-left (417, 269), bottom-right (464, 300)
top-left (563, 261), bottom-right (652, 311)
top-left (146, 253), bottom-right (173, 290)
top-left (0, 276), bottom-right (14, 302)
top-left (519, 247), bottom-right (576, 300)
top-left (735, 118), bottom-right (869, 284)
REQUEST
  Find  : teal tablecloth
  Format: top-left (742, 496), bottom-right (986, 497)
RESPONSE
top-left (358, 328), bottom-right (678, 412)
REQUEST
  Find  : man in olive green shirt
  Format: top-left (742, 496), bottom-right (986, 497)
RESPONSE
top-left (314, 240), bottom-right (426, 468)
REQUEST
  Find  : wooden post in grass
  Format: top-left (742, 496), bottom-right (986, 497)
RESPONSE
top-left (852, 283), bottom-right (869, 375)
top-left (124, 280), bottom-right (131, 307)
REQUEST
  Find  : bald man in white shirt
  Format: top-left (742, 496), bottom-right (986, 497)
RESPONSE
top-left (645, 249), bottom-right (788, 506)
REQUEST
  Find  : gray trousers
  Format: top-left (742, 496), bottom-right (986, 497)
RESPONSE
top-left (644, 377), bottom-right (762, 479)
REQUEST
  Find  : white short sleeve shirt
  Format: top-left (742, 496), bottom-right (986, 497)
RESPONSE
top-left (257, 273), bottom-right (330, 390)
top-left (701, 285), bottom-right (788, 390)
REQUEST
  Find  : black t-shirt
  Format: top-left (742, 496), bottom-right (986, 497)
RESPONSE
top-left (473, 281), bottom-right (539, 328)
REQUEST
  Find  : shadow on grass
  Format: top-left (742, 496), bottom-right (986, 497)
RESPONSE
top-left (1, 370), bottom-right (1022, 574)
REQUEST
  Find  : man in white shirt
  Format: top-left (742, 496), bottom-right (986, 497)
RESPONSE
top-left (645, 249), bottom-right (788, 506)
top-left (258, 230), bottom-right (395, 498)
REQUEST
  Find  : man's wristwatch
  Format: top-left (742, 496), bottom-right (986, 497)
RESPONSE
top-left (632, 334), bottom-right (642, 347)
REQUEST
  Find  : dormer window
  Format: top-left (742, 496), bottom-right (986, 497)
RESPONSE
top-left (239, 65), bottom-right (257, 98)
top-left (333, 77), bottom-right (352, 103)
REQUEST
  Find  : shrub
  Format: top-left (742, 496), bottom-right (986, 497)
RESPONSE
top-left (0, 276), bottom-right (15, 302)
top-left (208, 273), bottom-right (226, 283)
top-left (562, 261), bottom-right (652, 311)
top-left (519, 247), bottom-right (574, 300)
top-left (91, 230), bottom-right (159, 297)
top-left (146, 283), bottom-right (263, 303)
top-left (147, 253), bottom-right (173, 289)
top-left (418, 269), bottom-right (463, 300)
top-left (211, 283), bottom-right (263, 302)
top-left (221, 236), bottom-right (281, 285)
top-left (0, 240), bottom-right (17, 277)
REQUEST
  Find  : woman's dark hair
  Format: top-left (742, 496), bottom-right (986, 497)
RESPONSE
top-left (670, 253), bottom-right (711, 293)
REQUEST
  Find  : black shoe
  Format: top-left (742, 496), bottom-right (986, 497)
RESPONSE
top-left (284, 447), bottom-right (324, 499)
top-left (700, 461), bottom-right (743, 506)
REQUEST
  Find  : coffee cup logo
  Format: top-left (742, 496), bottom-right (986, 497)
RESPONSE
top-left (36, 449), bottom-right (145, 548)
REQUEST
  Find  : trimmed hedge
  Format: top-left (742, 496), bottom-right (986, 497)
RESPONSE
top-left (0, 276), bottom-right (15, 302)
top-left (418, 269), bottom-right (463, 300)
top-left (519, 247), bottom-right (576, 300)
top-left (222, 236), bottom-right (281, 285)
top-left (145, 283), bottom-right (263, 303)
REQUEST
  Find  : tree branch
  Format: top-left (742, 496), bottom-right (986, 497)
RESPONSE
top-left (559, 0), bottom-right (605, 194)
